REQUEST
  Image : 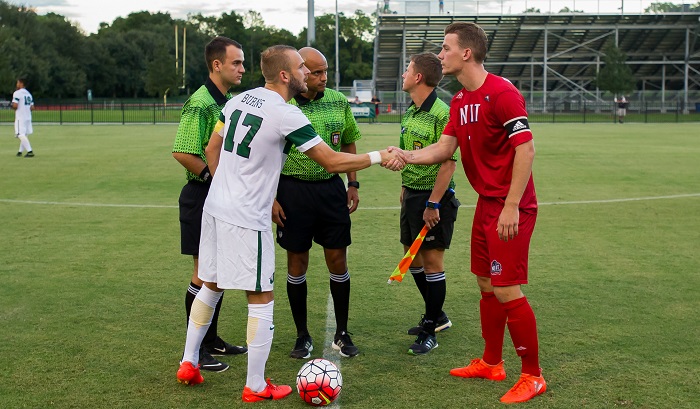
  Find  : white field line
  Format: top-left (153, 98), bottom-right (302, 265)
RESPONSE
top-left (318, 293), bottom-right (341, 408)
top-left (1, 193), bottom-right (699, 210)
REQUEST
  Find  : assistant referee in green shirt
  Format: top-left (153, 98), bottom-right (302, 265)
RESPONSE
top-left (172, 37), bottom-right (247, 371)
top-left (399, 52), bottom-right (460, 355)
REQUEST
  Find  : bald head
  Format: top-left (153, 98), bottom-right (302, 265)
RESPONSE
top-left (298, 47), bottom-right (328, 96)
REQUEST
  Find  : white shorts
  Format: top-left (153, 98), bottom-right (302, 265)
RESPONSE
top-left (14, 119), bottom-right (33, 137)
top-left (616, 108), bottom-right (626, 117)
top-left (198, 210), bottom-right (276, 292)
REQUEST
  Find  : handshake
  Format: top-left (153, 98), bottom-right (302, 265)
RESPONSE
top-left (377, 146), bottom-right (409, 171)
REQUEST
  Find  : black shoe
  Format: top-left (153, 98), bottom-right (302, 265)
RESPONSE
top-left (407, 313), bottom-right (452, 336)
top-left (25, 151), bottom-right (34, 157)
top-left (290, 334), bottom-right (313, 359)
top-left (408, 331), bottom-right (438, 355)
top-left (16, 152), bottom-right (22, 157)
top-left (333, 331), bottom-right (359, 358)
top-left (203, 336), bottom-right (247, 356)
top-left (198, 347), bottom-right (229, 372)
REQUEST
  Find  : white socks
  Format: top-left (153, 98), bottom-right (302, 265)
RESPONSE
top-left (246, 301), bottom-right (275, 392)
top-left (18, 135), bottom-right (32, 153)
top-left (182, 285), bottom-right (222, 365)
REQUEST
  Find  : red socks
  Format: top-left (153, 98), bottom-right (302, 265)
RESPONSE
top-left (503, 297), bottom-right (541, 376)
top-left (480, 292), bottom-right (541, 376)
top-left (480, 291), bottom-right (507, 365)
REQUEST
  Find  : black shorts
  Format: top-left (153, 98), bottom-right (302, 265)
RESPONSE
top-left (276, 174), bottom-right (351, 253)
top-left (178, 180), bottom-right (210, 255)
top-left (400, 187), bottom-right (459, 250)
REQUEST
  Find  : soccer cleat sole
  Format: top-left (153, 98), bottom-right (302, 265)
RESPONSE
top-left (435, 320), bottom-right (452, 332)
top-left (407, 343), bottom-right (438, 355)
top-left (332, 342), bottom-right (359, 358)
top-left (290, 344), bottom-right (313, 359)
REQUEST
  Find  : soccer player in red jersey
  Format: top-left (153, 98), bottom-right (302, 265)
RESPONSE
top-left (387, 22), bottom-right (545, 404)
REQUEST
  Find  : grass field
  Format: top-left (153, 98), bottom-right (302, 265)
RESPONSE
top-left (1, 123), bottom-right (699, 408)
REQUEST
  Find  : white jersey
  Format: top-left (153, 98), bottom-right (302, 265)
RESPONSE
top-left (12, 88), bottom-right (33, 122)
top-left (204, 87), bottom-right (323, 231)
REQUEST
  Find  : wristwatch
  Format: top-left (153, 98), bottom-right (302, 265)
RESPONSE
top-left (425, 201), bottom-right (441, 209)
top-left (348, 181), bottom-right (360, 189)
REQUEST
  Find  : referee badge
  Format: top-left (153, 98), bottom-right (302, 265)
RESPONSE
top-left (331, 131), bottom-right (340, 146)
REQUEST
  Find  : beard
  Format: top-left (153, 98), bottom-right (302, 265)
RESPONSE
top-left (289, 75), bottom-right (308, 96)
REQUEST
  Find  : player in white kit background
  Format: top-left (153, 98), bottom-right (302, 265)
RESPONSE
top-left (12, 78), bottom-right (34, 158)
top-left (176, 44), bottom-right (405, 402)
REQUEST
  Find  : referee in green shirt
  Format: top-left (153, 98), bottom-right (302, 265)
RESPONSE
top-left (271, 47), bottom-right (361, 359)
top-left (172, 37), bottom-right (247, 371)
top-left (399, 52), bottom-right (460, 355)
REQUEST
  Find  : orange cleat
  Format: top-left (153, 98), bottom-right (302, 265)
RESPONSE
top-left (177, 361), bottom-right (204, 386)
top-left (242, 378), bottom-right (293, 402)
top-left (449, 358), bottom-right (506, 381)
top-left (500, 371), bottom-right (546, 404)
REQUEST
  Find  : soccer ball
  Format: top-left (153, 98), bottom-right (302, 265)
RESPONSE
top-left (296, 358), bottom-right (342, 406)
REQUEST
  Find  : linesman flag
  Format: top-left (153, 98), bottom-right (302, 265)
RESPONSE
top-left (387, 188), bottom-right (455, 284)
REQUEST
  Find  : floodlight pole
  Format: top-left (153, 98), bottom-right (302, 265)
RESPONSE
top-left (307, 0), bottom-right (315, 46)
top-left (335, 0), bottom-right (340, 90)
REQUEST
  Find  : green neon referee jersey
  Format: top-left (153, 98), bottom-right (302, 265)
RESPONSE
top-left (173, 78), bottom-right (230, 182)
top-left (283, 89), bottom-right (361, 181)
top-left (400, 90), bottom-right (457, 191)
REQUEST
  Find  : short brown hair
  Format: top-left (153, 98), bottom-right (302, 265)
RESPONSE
top-left (410, 52), bottom-right (443, 87)
top-left (444, 22), bottom-right (488, 63)
top-left (260, 45), bottom-right (297, 83)
top-left (205, 36), bottom-right (242, 72)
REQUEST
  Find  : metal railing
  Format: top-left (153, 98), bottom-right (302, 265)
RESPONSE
top-left (1, 100), bottom-right (698, 125)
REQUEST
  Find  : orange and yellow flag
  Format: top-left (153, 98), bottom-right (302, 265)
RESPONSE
top-left (387, 225), bottom-right (430, 283)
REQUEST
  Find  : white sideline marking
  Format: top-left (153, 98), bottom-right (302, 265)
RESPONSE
top-left (3, 193), bottom-right (699, 209)
top-left (323, 293), bottom-right (341, 408)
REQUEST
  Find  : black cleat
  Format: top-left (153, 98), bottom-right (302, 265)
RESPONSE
top-left (333, 331), bottom-right (359, 358)
top-left (408, 313), bottom-right (452, 336)
top-left (203, 336), bottom-right (247, 356)
top-left (408, 331), bottom-right (438, 355)
top-left (290, 334), bottom-right (313, 359)
top-left (16, 152), bottom-right (22, 157)
top-left (198, 347), bottom-right (229, 372)
top-left (25, 151), bottom-right (34, 157)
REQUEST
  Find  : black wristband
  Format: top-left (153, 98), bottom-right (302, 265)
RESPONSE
top-left (347, 181), bottom-right (360, 189)
top-left (199, 166), bottom-right (211, 183)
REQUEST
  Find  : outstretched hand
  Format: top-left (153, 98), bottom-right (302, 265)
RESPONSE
top-left (380, 146), bottom-right (407, 171)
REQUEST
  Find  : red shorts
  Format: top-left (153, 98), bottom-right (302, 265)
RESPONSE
top-left (470, 196), bottom-right (537, 286)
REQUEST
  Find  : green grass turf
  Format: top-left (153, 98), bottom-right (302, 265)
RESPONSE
top-left (0, 123), bottom-right (699, 408)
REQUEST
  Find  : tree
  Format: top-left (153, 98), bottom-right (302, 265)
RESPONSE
top-left (559, 7), bottom-right (584, 13)
top-left (645, 2), bottom-right (700, 12)
top-left (144, 47), bottom-right (180, 97)
top-left (303, 10), bottom-right (374, 87)
top-left (595, 45), bottom-right (636, 96)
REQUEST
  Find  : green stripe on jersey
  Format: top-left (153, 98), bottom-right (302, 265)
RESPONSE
top-left (285, 124), bottom-right (319, 148)
top-left (255, 231), bottom-right (263, 292)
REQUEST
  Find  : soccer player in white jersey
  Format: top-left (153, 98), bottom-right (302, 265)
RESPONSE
top-left (12, 78), bottom-right (34, 157)
top-left (176, 44), bottom-right (405, 402)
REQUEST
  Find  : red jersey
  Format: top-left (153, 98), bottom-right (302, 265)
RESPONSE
top-left (443, 73), bottom-right (537, 210)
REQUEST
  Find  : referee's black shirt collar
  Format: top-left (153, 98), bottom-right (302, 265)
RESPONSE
top-left (293, 91), bottom-right (325, 106)
top-left (408, 89), bottom-right (438, 113)
top-left (205, 77), bottom-right (228, 106)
